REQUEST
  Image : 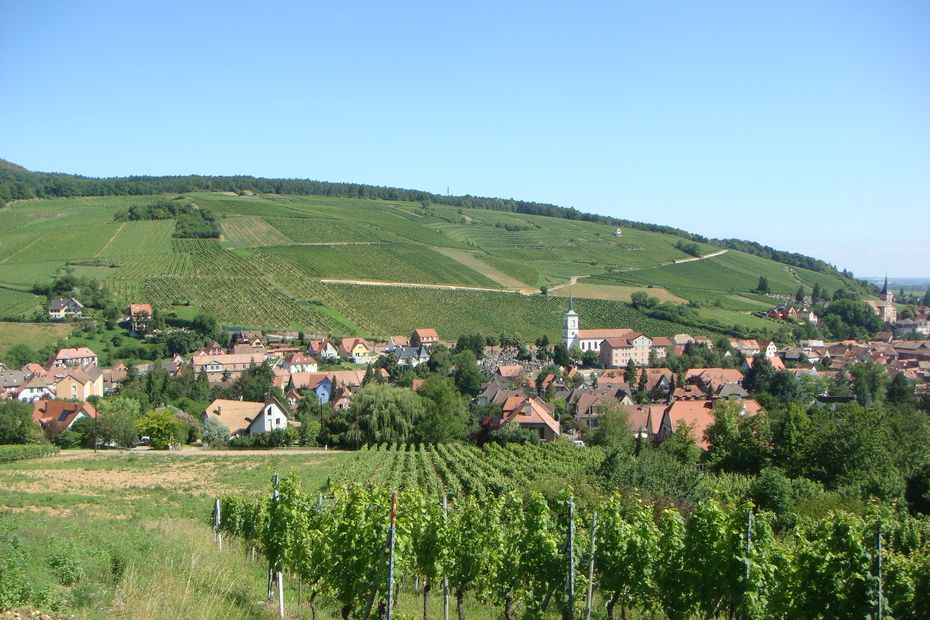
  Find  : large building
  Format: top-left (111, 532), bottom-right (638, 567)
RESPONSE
top-left (562, 295), bottom-right (639, 353)
top-left (867, 276), bottom-right (897, 324)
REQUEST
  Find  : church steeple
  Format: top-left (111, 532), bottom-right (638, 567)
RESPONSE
top-left (563, 290), bottom-right (579, 349)
top-left (881, 274), bottom-right (888, 296)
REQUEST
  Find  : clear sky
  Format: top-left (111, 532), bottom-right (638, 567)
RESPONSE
top-left (2, 1), bottom-right (928, 277)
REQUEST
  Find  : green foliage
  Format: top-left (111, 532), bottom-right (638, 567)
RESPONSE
top-left (351, 383), bottom-right (424, 445)
top-left (822, 298), bottom-right (883, 338)
top-left (115, 199), bottom-right (220, 238)
top-left (95, 396), bottom-right (142, 447)
top-left (590, 404), bottom-right (634, 451)
top-left (0, 443), bottom-right (58, 464)
top-left (704, 402), bottom-right (773, 475)
top-left (202, 415), bottom-right (230, 446)
top-left (416, 376), bottom-right (469, 444)
top-left (0, 399), bottom-right (38, 444)
top-left (136, 408), bottom-right (184, 449)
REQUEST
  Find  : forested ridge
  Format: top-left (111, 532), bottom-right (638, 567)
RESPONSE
top-left (0, 158), bottom-right (857, 282)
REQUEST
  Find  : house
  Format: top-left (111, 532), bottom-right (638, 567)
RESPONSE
top-left (193, 340), bottom-right (227, 357)
top-left (308, 339), bottom-right (339, 361)
top-left (48, 297), bottom-right (83, 320)
top-left (17, 376), bottom-right (54, 402)
top-left (729, 339), bottom-right (761, 357)
top-left (574, 388), bottom-right (634, 428)
top-left (289, 373), bottom-right (335, 403)
top-left (685, 368), bottom-right (745, 395)
top-left (756, 340), bottom-right (779, 359)
top-left (621, 403), bottom-right (664, 437)
top-left (866, 277), bottom-right (897, 324)
top-left (395, 346), bottom-right (430, 368)
top-left (614, 227), bottom-right (622, 237)
top-left (743, 355), bottom-right (786, 372)
top-left (496, 365), bottom-right (525, 379)
top-left (231, 330), bottom-right (265, 348)
top-left (47, 347), bottom-right (98, 370)
top-left (203, 398), bottom-right (290, 438)
top-left (128, 303), bottom-right (154, 334)
top-left (410, 328), bottom-right (440, 348)
top-left (477, 379), bottom-right (524, 407)
top-left (799, 309), bottom-right (818, 324)
top-left (0, 371), bottom-right (31, 397)
top-left (191, 352), bottom-right (266, 383)
top-left (340, 338), bottom-right (375, 364)
top-left (135, 355), bottom-right (185, 378)
top-left (385, 336), bottom-right (410, 352)
top-left (284, 352), bottom-right (318, 375)
top-left (501, 396), bottom-right (561, 441)
top-left (658, 399), bottom-right (762, 449)
top-left (32, 399), bottom-right (96, 438)
top-left (599, 333), bottom-right (657, 368)
top-left (634, 368), bottom-right (675, 399)
top-left (50, 367), bottom-right (105, 401)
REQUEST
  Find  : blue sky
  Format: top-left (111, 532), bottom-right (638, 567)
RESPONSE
top-left (2, 1), bottom-right (928, 276)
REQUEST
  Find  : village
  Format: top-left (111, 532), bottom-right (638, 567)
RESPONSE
top-left (7, 282), bottom-right (930, 451)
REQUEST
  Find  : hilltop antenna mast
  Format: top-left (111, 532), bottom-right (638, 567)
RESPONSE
top-left (446, 186), bottom-right (450, 196)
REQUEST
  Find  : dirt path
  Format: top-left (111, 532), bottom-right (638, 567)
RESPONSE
top-left (430, 246), bottom-right (529, 290)
top-left (670, 248), bottom-right (728, 265)
top-left (548, 275), bottom-right (589, 292)
top-left (541, 248), bottom-right (729, 298)
top-left (94, 221), bottom-right (125, 257)
top-left (0, 232), bottom-right (45, 264)
top-left (320, 278), bottom-right (517, 294)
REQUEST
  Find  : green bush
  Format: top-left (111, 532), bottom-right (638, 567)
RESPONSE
top-left (0, 444), bottom-right (59, 464)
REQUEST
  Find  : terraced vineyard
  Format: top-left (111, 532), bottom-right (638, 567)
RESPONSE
top-left (327, 441), bottom-right (604, 497)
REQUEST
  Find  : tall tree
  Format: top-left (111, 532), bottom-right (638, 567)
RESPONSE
top-left (416, 376), bottom-right (469, 443)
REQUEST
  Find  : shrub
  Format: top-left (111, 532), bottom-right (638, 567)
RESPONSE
top-left (136, 409), bottom-right (184, 450)
top-left (0, 444), bottom-right (59, 464)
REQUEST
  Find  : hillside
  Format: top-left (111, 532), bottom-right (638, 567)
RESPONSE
top-left (0, 162), bottom-right (867, 340)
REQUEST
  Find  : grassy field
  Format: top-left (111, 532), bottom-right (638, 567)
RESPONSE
top-left (0, 322), bottom-right (73, 361)
top-left (0, 450), bottom-right (536, 619)
top-left (0, 191), bottom-right (864, 337)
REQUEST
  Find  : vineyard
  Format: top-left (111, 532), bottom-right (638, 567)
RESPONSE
top-left (326, 442), bottom-right (604, 497)
top-left (0, 189), bottom-right (865, 332)
top-left (217, 476), bottom-right (930, 620)
top-left (315, 282), bottom-right (704, 341)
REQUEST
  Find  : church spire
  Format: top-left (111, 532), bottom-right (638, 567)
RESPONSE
top-left (568, 289), bottom-right (574, 312)
top-left (881, 274), bottom-right (888, 296)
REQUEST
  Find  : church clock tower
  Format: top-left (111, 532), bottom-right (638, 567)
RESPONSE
top-left (562, 293), bottom-right (579, 349)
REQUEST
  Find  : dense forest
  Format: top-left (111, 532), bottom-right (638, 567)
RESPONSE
top-left (1, 158), bottom-right (858, 283)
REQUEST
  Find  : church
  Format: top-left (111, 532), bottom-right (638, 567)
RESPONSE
top-left (867, 276), bottom-right (897, 324)
top-left (561, 295), bottom-right (646, 352)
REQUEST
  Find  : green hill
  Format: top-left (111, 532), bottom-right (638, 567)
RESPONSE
top-left (0, 162), bottom-right (868, 340)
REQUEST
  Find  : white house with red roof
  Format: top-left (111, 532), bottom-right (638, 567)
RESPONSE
top-left (47, 347), bottom-right (98, 370)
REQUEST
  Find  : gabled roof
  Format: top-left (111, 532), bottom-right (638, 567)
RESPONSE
top-left (685, 368), bottom-right (745, 388)
top-left (49, 297), bottom-right (83, 311)
top-left (411, 328), bottom-right (439, 341)
top-left (496, 365), bottom-right (524, 378)
top-left (502, 396), bottom-right (560, 437)
top-left (204, 399), bottom-right (267, 436)
top-left (621, 403), bottom-right (665, 435)
top-left (32, 399), bottom-right (96, 434)
top-left (576, 328), bottom-right (635, 340)
top-left (0, 371), bottom-right (31, 389)
top-left (663, 399), bottom-right (762, 449)
top-left (340, 338), bottom-right (371, 355)
top-left (52, 347), bottom-right (97, 361)
top-left (128, 303), bottom-right (153, 316)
